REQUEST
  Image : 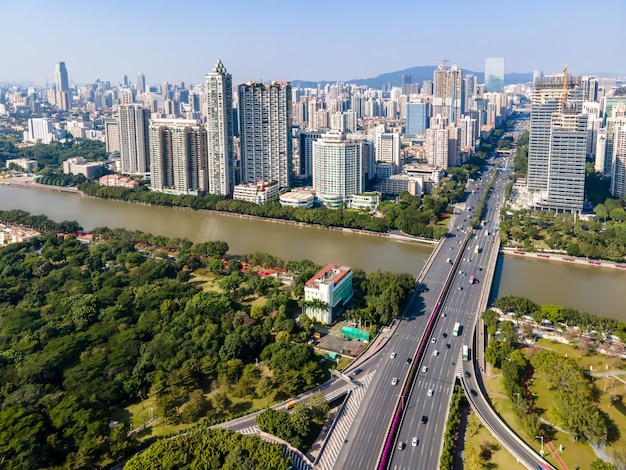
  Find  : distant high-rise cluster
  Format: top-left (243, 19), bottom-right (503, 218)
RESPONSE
top-left (35, 56), bottom-right (517, 205)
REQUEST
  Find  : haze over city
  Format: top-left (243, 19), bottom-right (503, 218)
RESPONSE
top-left (2, 0), bottom-right (625, 86)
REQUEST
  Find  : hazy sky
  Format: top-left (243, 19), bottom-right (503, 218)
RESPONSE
top-left (2, 0), bottom-right (624, 87)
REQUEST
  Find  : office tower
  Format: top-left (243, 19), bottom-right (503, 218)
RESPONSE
top-left (312, 131), bottom-right (364, 207)
top-left (432, 64), bottom-right (447, 118)
top-left (122, 74), bottom-right (129, 88)
top-left (298, 131), bottom-right (322, 177)
top-left (533, 70), bottom-right (544, 86)
top-left (205, 59), bottom-right (234, 196)
top-left (55, 62), bottom-right (69, 93)
top-left (401, 74), bottom-right (412, 95)
top-left (527, 72), bottom-right (583, 194)
top-left (118, 104), bottom-right (151, 174)
top-left (137, 73), bottom-right (146, 95)
top-left (149, 119), bottom-right (208, 195)
top-left (464, 74), bottom-right (477, 112)
top-left (238, 81), bottom-right (292, 189)
top-left (104, 119), bottom-right (121, 154)
top-left (543, 105), bottom-right (588, 212)
top-left (484, 58), bottom-right (505, 93)
top-left (406, 102), bottom-right (430, 136)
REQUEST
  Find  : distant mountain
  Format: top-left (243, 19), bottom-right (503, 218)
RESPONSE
top-left (291, 65), bottom-right (534, 89)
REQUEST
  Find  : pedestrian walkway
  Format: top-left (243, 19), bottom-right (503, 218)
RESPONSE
top-left (544, 435), bottom-right (568, 470)
top-left (314, 372), bottom-right (375, 470)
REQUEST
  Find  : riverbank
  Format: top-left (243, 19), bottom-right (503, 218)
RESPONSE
top-left (0, 175), bottom-right (81, 194)
top-left (2, 175), bottom-right (438, 247)
top-left (500, 247), bottom-right (626, 272)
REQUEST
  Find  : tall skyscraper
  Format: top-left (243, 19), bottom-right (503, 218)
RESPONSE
top-left (238, 81), bottom-right (292, 189)
top-left (406, 102), bottom-right (430, 136)
top-left (527, 73), bottom-right (583, 194)
top-left (484, 58), bottom-right (505, 93)
top-left (312, 131), bottom-right (364, 207)
top-left (205, 59), bottom-right (234, 196)
top-left (55, 62), bottom-right (69, 93)
top-left (149, 119), bottom-right (208, 195)
top-left (137, 73), bottom-right (146, 95)
top-left (607, 102), bottom-right (626, 196)
top-left (544, 105), bottom-right (588, 212)
top-left (432, 62), bottom-right (464, 123)
top-left (118, 104), bottom-right (151, 174)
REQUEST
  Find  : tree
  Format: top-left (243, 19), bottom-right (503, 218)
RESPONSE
top-left (181, 389), bottom-right (210, 423)
top-left (212, 391), bottom-right (232, 415)
top-left (589, 458), bottom-right (615, 470)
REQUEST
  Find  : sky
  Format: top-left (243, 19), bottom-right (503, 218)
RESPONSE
top-left (1, 0), bottom-right (625, 88)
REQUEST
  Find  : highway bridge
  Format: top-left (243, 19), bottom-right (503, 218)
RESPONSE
top-left (220, 154), bottom-right (556, 470)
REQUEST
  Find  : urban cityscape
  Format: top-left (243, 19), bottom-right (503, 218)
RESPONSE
top-left (1, 2), bottom-right (626, 469)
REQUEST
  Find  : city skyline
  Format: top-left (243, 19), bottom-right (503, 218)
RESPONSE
top-left (2, 0), bottom-right (625, 87)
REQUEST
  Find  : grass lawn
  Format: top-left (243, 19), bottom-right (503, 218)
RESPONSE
top-left (482, 342), bottom-right (626, 469)
top-left (464, 412), bottom-right (526, 469)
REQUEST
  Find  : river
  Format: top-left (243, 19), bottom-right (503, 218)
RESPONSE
top-left (1, 184), bottom-right (625, 321)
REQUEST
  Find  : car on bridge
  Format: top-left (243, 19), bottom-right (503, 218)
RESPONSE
top-left (412, 437), bottom-right (419, 447)
top-left (421, 415), bottom-right (428, 424)
top-left (390, 352), bottom-right (396, 359)
top-left (422, 365), bottom-right (428, 372)
top-left (391, 377), bottom-right (398, 386)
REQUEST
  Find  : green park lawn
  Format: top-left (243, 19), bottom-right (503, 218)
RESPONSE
top-left (464, 413), bottom-right (526, 469)
top-left (481, 339), bottom-right (626, 469)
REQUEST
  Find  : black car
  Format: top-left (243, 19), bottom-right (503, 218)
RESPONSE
top-left (406, 357), bottom-right (412, 364)
top-left (352, 368), bottom-right (363, 376)
top-left (421, 415), bottom-right (428, 424)
top-left (465, 371), bottom-right (471, 378)
top-left (442, 332), bottom-right (447, 338)
top-left (470, 389), bottom-right (478, 397)
top-left (445, 343), bottom-right (450, 349)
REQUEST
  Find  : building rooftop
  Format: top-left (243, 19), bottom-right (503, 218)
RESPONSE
top-left (306, 264), bottom-right (351, 288)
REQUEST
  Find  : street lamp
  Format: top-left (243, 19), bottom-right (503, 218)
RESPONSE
top-left (535, 435), bottom-right (544, 456)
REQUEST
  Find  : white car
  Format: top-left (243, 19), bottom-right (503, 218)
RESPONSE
top-left (427, 389), bottom-right (433, 397)
top-left (433, 350), bottom-right (439, 356)
top-left (431, 337), bottom-right (436, 344)
top-left (422, 365), bottom-right (428, 373)
top-left (390, 352), bottom-right (396, 359)
top-left (392, 377), bottom-right (398, 386)
top-left (412, 437), bottom-right (419, 447)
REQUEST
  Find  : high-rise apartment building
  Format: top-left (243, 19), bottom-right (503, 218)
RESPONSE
top-left (55, 62), bottom-right (69, 93)
top-left (149, 119), bottom-right (208, 195)
top-left (374, 128), bottom-right (401, 167)
top-left (612, 122), bottom-right (626, 198)
top-left (104, 119), bottom-right (121, 154)
top-left (238, 81), bottom-right (292, 189)
top-left (426, 127), bottom-right (449, 169)
top-left (484, 58), bottom-right (505, 93)
top-left (118, 104), bottom-right (151, 174)
top-left (527, 73), bottom-right (583, 194)
top-left (432, 62), bottom-right (464, 123)
top-left (608, 102), bottom-right (626, 196)
top-left (312, 131), bottom-right (364, 208)
top-left (205, 60), bottom-right (234, 196)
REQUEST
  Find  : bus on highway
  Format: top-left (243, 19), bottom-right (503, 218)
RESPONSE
top-left (285, 400), bottom-right (297, 410)
top-left (462, 344), bottom-right (470, 361)
top-left (452, 322), bottom-right (461, 336)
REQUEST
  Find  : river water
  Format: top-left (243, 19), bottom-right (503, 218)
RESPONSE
top-left (1, 185), bottom-right (625, 321)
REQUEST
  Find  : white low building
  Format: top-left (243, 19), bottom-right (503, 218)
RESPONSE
top-left (279, 190), bottom-right (315, 208)
top-left (349, 192), bottom-right (381, 211)
top-left (304, 264), bottom-right (353, 324)
top-left (232, 180), bottom-right (280, 205)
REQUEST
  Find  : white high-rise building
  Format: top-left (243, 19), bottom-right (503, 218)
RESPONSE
top-left (238, 81), bottom-right (292, 189)
top-left (312, 131), bottom-right (364, 208)
top-left (25, 118), bottom-right (57, 144)
top-left (136, 72), bottom-right (146, 95)
top-left (609, 102), bottom-right (626, 197)
top-left (149, 118), bottom-right (208, 195)
top-left (426, 127), bottom-right (449, 169)
top-left (118, 104), bottom-right (151, 174)
top-left (205, 59), bottom-right (234, 196)
top-left (542, 105), bottom-right (588, 213)
top-left (374, 126), bottom-right (401, 167)
top-left (527, 73), bottom-right (583, 194)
